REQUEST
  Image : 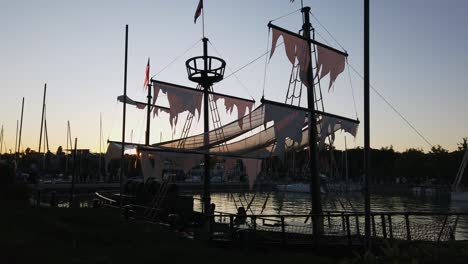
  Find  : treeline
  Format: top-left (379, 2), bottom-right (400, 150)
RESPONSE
top-left (2, 138), bottom-right (467, 186)
top-left (271, 138), bottom-right (468, 186)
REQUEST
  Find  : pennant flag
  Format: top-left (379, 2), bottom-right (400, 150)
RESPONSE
top-left (194, 0), bottom-right (203, 23)
top-left (143, 58), bottom-right (150, 89)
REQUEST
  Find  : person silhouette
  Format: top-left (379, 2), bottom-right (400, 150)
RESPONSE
top-left (234, 206), bottom-right (247, 226)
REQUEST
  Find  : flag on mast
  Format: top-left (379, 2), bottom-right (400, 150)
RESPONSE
top-left (194, 0), bottom-right (203, 24)
top-left (143, 58), bottom-right (150, 89)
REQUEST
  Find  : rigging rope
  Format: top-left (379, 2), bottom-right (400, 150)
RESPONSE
top-left (106, 101), bottom-right (120, 142)
top-left (269, 8), bottom-right (302, 23)
top-left (150, 39), bottom-right (201, 79)
top-left (347, 63), bottom-right (434, 148)
top-left (346, 59), bottom-right (359, 119)
top-left (310, 13), bottom-right (431, 148)
top-left (223, 41), bottom-right (284, 81)
top-left (262, 29), bottom-right (271, 97)
top-left (309, 11), bottom-right (347, 52)
top-left (207, 40), bottom-right (255, 100)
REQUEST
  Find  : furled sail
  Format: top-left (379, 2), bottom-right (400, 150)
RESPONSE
top-left (156, 104), bottom-right (265, 149)
top-left (264, 103), bottom-right (306, 158)
top-left (105, 142), bottom-right (138, 166)
top-left (139, 149), bottom-right (201, 182)
top-left (207, 102), bottom-right (358, 159)
top-left (117, 95), bottom-right (147, 109)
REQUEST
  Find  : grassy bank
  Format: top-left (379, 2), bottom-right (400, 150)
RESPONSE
top-left (0, 205), bottom-right (339, 264)
top-left (1, 204), bottom-right (467, 263)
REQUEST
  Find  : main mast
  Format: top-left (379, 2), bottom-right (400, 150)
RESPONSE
top-left (302, 7), bottom-right (324, 235)
top-left (186, 37), bottom-right (226, 215)
top-left (146, 60), bottom-right (152, 146)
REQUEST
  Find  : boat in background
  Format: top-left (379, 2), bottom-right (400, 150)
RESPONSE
top-left (277, 174), bottom-right (328, 194)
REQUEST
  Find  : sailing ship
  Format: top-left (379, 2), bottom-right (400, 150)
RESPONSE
top-left (105, 2), bottom-right (360, 233)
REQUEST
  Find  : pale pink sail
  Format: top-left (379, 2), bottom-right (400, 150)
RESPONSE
top-left (316, 45), bottom-right (346, 90)
top-left (213, 95), bottom-right (254, 129)
top-left (270, 28), bottom-right (311, 88)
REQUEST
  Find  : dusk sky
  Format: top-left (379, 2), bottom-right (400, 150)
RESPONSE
top-left (1, 0), bottom-right (467, 154)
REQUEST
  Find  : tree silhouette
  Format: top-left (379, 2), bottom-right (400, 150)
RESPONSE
top-left (458, 137), bottom-right (468, 151)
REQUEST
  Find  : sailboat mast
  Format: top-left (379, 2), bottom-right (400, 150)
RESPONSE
top-left (0, 125), bottom-right (3, 154)
top-left (99, 113), bottom-right (102, 181)
top-left (302, 7), bottom-right (323, 235)
top-left (15, 120), bottom-right (18, 156)
top-left (120, 24), bottom-right (129, 208)
top-left (202, 37), bottom-right (211, 215)
top-left (18, 97), bottom-right (25, 155)
top-left (146, 67), bottom-right (152, 146)
top-left (44, 106), bottom-right (49, 152)
top-left (65, 121), bottom-right (70, 177)
top-left (39, 83), bottom-right (47, 153)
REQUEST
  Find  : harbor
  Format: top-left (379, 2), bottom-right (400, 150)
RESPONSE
top-left (2, 0), bottom-right (468, 263)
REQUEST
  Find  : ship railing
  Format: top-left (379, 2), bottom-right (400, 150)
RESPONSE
top-left (209, 211), bottom-right (468, 245)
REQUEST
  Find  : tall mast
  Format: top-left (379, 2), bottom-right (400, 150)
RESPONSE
top-left (302, 7), bottom-right (323, 235)
top-left (120, 24), bottom-right (129, 208)
top-left (44, 106), bottom-right (49, 152)
top-left (15, 120), bottom-right (18, 162)
top-left (99, 113), bottom-right (102, 181)
top-left (363, 0), bottom-right (372, 249)
top-left (39, 83), bottom-right (47, 153)
top-left (18, 97), bottom-right (25, 155)
top-left (0, 125), bottom-right (3, 154)
top-left (202, 37), bottom-right (210, 214)
top-left (145, 61), bottom-right (152, 146)
top-left (70, 137), bottom-right (77, 207)
top-left (65, 121), bottom-right (70, 177)
top-left (186, 36), bottom-right (226, 215)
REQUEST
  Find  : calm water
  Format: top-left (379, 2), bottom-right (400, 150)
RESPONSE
top-left (194, 191), bottom-right (468, 240)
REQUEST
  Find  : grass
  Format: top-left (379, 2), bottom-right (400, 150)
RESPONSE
top-left (2, 203), bottom-right (468, 264)
top-left (0, 204), bottom-right (338, 264)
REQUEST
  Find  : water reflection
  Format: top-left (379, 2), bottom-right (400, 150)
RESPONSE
top-left (194, 192), bottom-right (468, 240)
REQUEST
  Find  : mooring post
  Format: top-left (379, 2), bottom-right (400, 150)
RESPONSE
top-left (355, 215), bottom-right (361, 236)
top-left (341, 212), bottom-right (346, 232)
top-left (405, 214), bottom-right (411, 241)
top-left (346, 215), bottom-right (351, 246)
top-left (388, 215), bottom-right (393, 239)
top-left (381, 215), bottom-right (387, 239)
top-left (371, 215), bottom-right (376, 237)
top-left (281, 216), bottom-right (286, 244)
top-left (252, 216), bottom-right (257, 242)
top-left (437, 215), bottom-right (449, 243)
top-left (229, 215), bottom-right (234, 239)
